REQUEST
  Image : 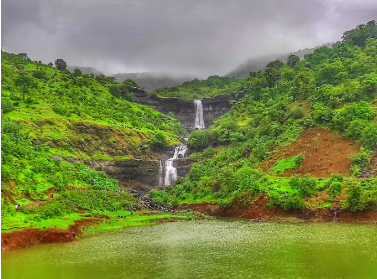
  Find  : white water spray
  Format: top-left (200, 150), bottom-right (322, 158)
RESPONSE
top-left (158, 160), bottom-right (164, 188)
top-left (194, 100), bottom-right (205, 130)
top-left (164, 145), bottom-right (187, 186)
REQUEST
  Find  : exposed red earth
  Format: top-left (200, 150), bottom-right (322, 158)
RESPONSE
top-left (258, 127), bottom-right (360, 177)
top-left (179, 193), bottom-right (377, 223)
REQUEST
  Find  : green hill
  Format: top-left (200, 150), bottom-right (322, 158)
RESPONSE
top-left (1, 52), bottom-right (184, 232)
top-left (151, 22), bottom-right (377, 213)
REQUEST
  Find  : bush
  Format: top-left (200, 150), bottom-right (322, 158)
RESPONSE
top-left (346, 183), bottom-right (364, 211)
top-left (347, 120), bottom-right (368, 140)
top-left (282, 195), bottom-right (304, 210)
top-left (108, 85), bottom-right (121, 98)
top-left (32, 71), bottom-right (45, 79)
top-left (125, 93), bottom-right (134, 102)
top-left (290, 175), bottom-right (317, 198)
top-left (289, 106), bottom-right (305, 119)
top-left (150, 132), bottom-right (167, 150)
top-left (188, 130), bottom-right (209, 149)
top-left (361, 123), bottom-right (377, 149)
top-left (329, 181), bottom-right (343, 197)
top-left (1, 99), bottom-right (13, 114)
top-left (203, 147), bottom-right (215, 158)
top-left (351, 148), bottom-right (371, 169)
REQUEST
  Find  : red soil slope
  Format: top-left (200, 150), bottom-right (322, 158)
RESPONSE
top-left (1, 219), bottom-right (98, 251)
top-left (258, 127), bottom-right (360, 178)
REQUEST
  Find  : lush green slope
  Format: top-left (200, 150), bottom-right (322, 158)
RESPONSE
top-left (154, 21), bottom-right (377, 101)
top-left (1, 52), bottom-right (185, 232)
top-left (1, 52), bottom-right (185, 160)
top-left (151, 22), bottom-right (377, 212)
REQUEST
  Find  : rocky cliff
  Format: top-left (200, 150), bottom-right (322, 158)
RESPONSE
top-left (58, 156), bottom-right (196, 194)
top-left (130, 87), bottom-right (245, 130)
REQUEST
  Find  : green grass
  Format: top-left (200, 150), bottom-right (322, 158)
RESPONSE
top-left (81, 210), bottom-right (192, 236)
top-left (1, 212), bottom-right (84, 233)
top-left (269, 155), bottom-right (305, 175)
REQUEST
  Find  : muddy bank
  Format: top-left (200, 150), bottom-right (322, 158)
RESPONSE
top-left (1, 219), bottom-right (99, 251)
top-left (179, 194), bottom-right (377, 223)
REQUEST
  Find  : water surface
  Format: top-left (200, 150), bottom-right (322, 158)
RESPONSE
top-left (2, 220), bottom-right (377, 279)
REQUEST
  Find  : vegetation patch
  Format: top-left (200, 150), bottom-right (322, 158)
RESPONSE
top-left (269, 154), bottom-right (305, 175)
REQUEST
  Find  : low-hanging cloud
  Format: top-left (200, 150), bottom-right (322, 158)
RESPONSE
top-left (2, 0), bottom-right (377, 78)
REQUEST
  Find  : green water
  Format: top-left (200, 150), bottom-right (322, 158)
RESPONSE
top-left (2, 220), bottom-right (377, 279)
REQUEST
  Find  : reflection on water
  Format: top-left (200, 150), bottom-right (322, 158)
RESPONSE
top-left (2, 220), bottom-right (377, 279)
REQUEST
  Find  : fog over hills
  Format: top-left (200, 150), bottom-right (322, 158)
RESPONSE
top-left (66, 66), bottom-right (105, 76)
top-left (224, 45), bottom-right (330, 78)
top-left (111, 72), bottom-right (198, 92)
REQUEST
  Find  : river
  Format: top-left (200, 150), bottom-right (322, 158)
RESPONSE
top-left (2, 220), bottom-right (377, 279)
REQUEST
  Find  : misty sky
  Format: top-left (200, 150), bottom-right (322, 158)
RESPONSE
top-left (2, 0), bottom-right (377, 77)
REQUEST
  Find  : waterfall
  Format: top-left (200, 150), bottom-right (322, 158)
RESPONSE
top-left (194, 100), bottom-right (205, 130)
top-left (158, 160), bottom-right (164, 188)
top-left (164, 159), bottom-right (177, 186)
top-left (164, 145), bottom-right (187, 186)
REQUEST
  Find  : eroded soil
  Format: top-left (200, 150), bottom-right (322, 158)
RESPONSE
top-left (1, 219), bottom-right (99, 251)
top-left (258, 127), bottom-right (360, 177)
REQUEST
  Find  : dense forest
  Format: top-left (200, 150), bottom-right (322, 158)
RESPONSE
top-left (151, 21), bottom-right (377, 212)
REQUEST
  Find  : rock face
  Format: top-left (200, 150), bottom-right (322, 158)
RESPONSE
top-left (129, 87), bottom-right (246, 131)
top-left (59, 156), bottom-right (196, 194)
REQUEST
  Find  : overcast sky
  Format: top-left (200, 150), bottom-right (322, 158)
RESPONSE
top-left (2, 0), bottom-right (377, 77)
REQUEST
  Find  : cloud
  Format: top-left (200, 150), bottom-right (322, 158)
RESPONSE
top-left (2, 0), bottom-right (377, 77)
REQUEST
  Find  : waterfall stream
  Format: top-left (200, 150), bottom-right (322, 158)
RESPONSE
top-left (163, 145), bottom-right (187, 186)
top-left (194, 100), bottom-right (205, 130)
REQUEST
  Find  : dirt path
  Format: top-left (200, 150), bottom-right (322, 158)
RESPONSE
top-left (258, 127), bottom-right (360, 177)
top-left (22, 200), bottom-right (47, 210)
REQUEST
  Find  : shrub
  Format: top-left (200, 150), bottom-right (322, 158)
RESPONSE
top-left (32, 71), bottom-right (45, 79)
top-left (125, 93), bottom-right (134, 102)
top-left (203, 147), bottom-right (215, 158)
top-left (351, 148), bottom-right (371, 169)
top-left (346, 183), bottom-right (364, 211)
top-left (347, 119), bottom-right (368, 140)
top-left (329, 181), bottom-right (343, 197)
top-left (150, 132), bottom-right (167, 150)
top-left (290, 175), bottom-right (318, 198)
top-left (108, 85), bottom-right (121, 98)
top-left (361, 123), bottom-right (377, 149)
top-left (289, 106), bottom-right (305, 119)
top-left (282, 195), bottom-right (304, 210)
top-left (188, 130), bottom-right (209, 149)
top-left (1, 99), bottom-right (13, 114)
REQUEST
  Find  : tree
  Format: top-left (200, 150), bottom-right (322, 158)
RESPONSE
top-left (264, 67), bottom-right (279, 87)
top-left (73, 68), bottom-right (82, 77)
top-left (17, 53), bottom-right (28, 59)
top-left (287, 55), bottom-right (300, 67)
top-left (122, 78), bottom-right (139, 88)
top-left (266, 60), bottom-right (284, 69)
top-left (108, 85), bottom-right (121, 98)
top-left (55, 59), bottom-right (67, 70)
top-left (15, 75), bottom-right (35, 101)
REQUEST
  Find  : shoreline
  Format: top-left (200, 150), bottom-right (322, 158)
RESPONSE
top-left (178, 194), bottom-right (377, 223)
top-left (1, 211), bottom-right (197, 251)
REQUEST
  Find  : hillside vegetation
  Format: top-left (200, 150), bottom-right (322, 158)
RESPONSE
top-left (1, 52), bottom-right (184, 232)
top-left (151, 21), bottom-right (377, 213)
top-left (154, 21), bottom-right (377, 100)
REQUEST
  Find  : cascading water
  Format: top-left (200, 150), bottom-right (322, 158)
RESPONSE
top-left (194, 100), bottom-right (205, 130)
top-left (158, 160), bottom-right (164, 188)
top-left (164, 145), bottom-right (187, 186)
